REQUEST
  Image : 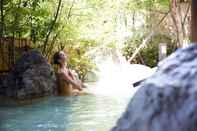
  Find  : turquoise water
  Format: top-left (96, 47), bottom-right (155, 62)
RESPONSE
top-left (0, 95), bottom-right (130, 131)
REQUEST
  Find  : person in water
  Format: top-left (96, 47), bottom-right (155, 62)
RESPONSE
top-left (53, 51), bottom-right (83, 96)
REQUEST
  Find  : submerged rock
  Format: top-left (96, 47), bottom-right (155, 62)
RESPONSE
top-left (2, 51), bottom-right (56, 100)
top-left (112, 44), bottom-right (197, 131)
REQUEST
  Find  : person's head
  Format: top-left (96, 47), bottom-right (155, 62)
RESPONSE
top-left (53, 51), bottom-right (68, 66)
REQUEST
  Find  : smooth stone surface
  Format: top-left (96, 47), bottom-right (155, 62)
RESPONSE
top-left (111, 44), bottom-right (197, 131)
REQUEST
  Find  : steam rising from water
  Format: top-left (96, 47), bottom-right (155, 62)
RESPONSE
top-left (88, 52), bottom-right (156, 98)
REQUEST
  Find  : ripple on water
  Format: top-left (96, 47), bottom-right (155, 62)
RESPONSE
top-left (0, 95), bottom-right (131, 131)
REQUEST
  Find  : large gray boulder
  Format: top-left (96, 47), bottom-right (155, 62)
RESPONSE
top-left (111, 44), bottom-right (197, 131)
top-left (2, 50), bottom-right (56, 100)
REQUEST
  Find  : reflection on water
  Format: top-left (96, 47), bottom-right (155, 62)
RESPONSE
top-left (0, 95), bottom-right (130, 131)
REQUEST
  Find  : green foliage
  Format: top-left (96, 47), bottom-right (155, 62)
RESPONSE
top-left (65, 39), bottom-right (98, 81)
top-left (85, 0), bottom-right (105, 9)
top-left (1, 0), bottom-right (183, 81)
top-left (125, 0), bottom-right (170, 11)
top-left (123, 33), bottom-right (174, 67)
top-left (2, 0), bottom-right (51, 39)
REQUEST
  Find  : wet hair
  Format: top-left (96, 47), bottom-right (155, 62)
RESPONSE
top-left (53, 52), bottom-right (61, 65)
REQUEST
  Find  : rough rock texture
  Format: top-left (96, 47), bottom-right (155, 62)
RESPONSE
top-left (111, 44), bottom-right (197, 131)
top-left (0, 74), bottom-right (6, 95)
top-left (2, 51), bottom-right (56, 100)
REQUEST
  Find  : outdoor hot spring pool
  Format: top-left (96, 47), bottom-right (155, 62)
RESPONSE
top-left (0, 94), bottom-right (131, 131)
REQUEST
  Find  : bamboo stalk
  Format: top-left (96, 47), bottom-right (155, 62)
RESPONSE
top-left (42, 0), bottom-right (63, 55)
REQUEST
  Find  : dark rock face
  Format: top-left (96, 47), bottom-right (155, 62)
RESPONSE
top-left (0, 74), bottom-right (6, 95)
top-left (111, 44), bottom-right (197, 131)
top-left (2, 51), bottom-right (56, 100)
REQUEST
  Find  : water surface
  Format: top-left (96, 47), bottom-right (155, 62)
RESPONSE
top-left (0, 95), bottom-right (130, 131)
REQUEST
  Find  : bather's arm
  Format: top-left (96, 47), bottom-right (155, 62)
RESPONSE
top-left (59, 71), bottom-right (82, 91)
top-left (68, 69), bottom-right (76, 80)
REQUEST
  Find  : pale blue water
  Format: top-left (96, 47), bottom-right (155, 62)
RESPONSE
top-left (0, 95), bottom-right (130, 131)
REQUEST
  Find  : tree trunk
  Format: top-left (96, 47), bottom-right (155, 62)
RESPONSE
top-left (132, 11), bottom-right (135, 30)
top-left (46, 32), bottom-right (59, 59)
top-left (42, 0), bottom-right (62, 55)
top-left (67, 0), bottom-right (75, 21)
top-left (191, 0), bottom-right (197, 42)
top-left (170, 0), bottom-right (184, 48)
